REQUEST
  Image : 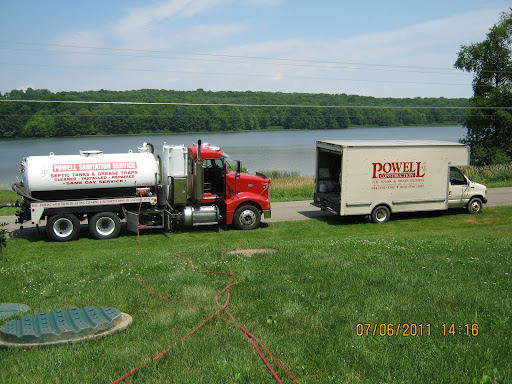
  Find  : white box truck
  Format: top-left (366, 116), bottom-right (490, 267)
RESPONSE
top-left (313, 140), bottom-right (488, 223)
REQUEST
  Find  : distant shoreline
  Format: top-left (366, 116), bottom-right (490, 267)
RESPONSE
top-left (0, 123), bottom-right (465, 141)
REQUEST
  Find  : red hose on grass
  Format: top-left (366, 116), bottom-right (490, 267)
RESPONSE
top-left (136, 196), bottom-right (143, 250)
top-left (111, 251), bottom-right (302, 384)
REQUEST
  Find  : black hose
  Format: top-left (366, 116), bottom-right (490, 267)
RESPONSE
top-left (11, 182), bottom-right (41, 202)
top-left (0, 203), bottom-right (19, 209)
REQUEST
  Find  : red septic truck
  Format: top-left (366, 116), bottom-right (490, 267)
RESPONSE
top-left (12, 140), bottom-right (271, 241)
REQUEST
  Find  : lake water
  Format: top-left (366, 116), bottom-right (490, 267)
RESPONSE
top-left (0, 126), bottom-right (466, 188)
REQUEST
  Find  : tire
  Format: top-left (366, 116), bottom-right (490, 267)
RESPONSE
top-left (46, 214), bottom-right (81, 242)
top-left (467, 198), bottom-right (483, 214)
top-left (233, 205), bottom-right (261, 230)
top-left (371, 205), bottom-right (391, 223)
top-left (89, 212), bottom-right (121, 240)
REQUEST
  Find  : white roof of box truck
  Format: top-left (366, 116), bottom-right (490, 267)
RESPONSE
top-left (317, 140), bottom-right (467, 148)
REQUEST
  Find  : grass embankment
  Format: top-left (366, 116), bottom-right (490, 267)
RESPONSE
top-left (0, 207), bottom-right (511, 383)
top-left (0, 189), bottom-right (19, 216)
top-left (262, 171), bottom-right (315, 203)
top-left (462, 163), bottom-right (512, 188)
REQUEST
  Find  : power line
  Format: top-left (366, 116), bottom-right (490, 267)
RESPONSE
top-left (0, 46), bottom-right (473, 77)
top-left (0, 99), bottom-right (501, 109)
top-left (0, 114), bottom-right (471, 118)
top-left (0, 61), bottom-right (472, 87)
top-left (0, 40), bottom-right (463, 73)
top-left (1, 40), bottom-right (510, 97)
top-left (11, 39), bottom-right (510, 76)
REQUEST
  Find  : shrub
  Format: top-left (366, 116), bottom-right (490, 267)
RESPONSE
top-left (0, 222), bottom-right (7, 253)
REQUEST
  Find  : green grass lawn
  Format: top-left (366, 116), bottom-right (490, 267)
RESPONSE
top-left (0, 190), bottom-right (19, 216)
top-left (1, 206), bottom-right (511, 383)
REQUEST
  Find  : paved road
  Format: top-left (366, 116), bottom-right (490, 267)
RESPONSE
top-left (2, 187), bottom-right (511, 238)
top-left (485, 187), bottom-right (512, 207)
top-left (264, 187), bottom-right (512, 223)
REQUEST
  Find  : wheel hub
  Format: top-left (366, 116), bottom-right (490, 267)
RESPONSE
top-left (240, 210), bottom-right (256, 226)
top-left (53, 218), bottom-right (74, 238)
top-left (96, 217), bottom-right (116, 236)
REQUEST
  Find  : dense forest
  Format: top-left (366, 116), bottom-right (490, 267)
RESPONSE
top-left (0, 88), bottom-right (469, 138)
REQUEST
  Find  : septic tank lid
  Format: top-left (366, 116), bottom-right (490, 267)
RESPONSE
top-left (0, 303), bottom-right (30, 321)
top-left (0, 306), bottom-right (132, 348)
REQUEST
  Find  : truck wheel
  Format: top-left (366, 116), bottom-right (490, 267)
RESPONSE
top-left (89, 212), bottom-right (121, 239)
top-left (46, 214), bottom-right (81, 242)
top-left (467, 198), bottom-right (483, 214)
top-left (233, 205), bottom-right (261, 230)
top-left (371, 205), bottom-right (390, 223)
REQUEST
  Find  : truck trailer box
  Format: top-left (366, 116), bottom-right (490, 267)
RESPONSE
top-left (314, 140), bottom-right (487, 222)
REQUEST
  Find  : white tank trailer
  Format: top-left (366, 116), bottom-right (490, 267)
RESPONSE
top-left (20, 147), bottom-right (159, 200)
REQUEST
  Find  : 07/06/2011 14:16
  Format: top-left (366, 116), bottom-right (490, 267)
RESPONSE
top-left (356, 323), bottom-right (479, 337)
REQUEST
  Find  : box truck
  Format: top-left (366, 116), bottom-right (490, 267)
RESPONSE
top-left (313, 140), bottom-right (487, 223)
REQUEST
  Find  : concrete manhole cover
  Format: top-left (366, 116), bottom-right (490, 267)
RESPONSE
top-left (226, 249), bottom-right (277, 257)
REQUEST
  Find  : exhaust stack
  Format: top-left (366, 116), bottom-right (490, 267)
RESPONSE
top-left (195, 140), bottom-right (204, 203)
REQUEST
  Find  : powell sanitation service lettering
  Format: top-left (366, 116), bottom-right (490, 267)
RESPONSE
top-left (50, 162), bottom-right (139, 185)
top-left (372, 161), bottom-right (425, 179)
top-left (53, 162), bottom-right (137, 172)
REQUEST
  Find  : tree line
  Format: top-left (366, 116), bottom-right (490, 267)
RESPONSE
top-left (0, 88), bottom-right (468, 139)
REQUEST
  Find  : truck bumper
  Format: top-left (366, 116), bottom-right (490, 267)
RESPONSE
top-left (263, 209), bottom-right (271, 219)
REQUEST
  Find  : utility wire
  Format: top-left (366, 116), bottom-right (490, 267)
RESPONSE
top-left (0, 99), bottom-right (505, 109)
top-left (0, 46), bottom-right (473, 76)
top-left (2, 40), bottom-right (511, 76)
top-left (1, 40), bottom-right (509, 93)
top-left (0, 114), bottom-right (475, 118)
top-left (0, 61), bottom-right (471, 87)
top-left (0, 40), bottom-right (463, 73)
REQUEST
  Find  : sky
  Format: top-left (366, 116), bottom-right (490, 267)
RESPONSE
top-left (0, 0), bottom-right (510, 99)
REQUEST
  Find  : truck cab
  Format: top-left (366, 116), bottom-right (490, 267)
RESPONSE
top-left (183, 142), bottom-right (271, 230)
top-left (448, 167), bottom-right (487, 213)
